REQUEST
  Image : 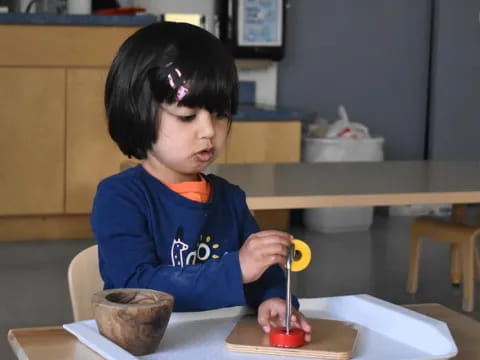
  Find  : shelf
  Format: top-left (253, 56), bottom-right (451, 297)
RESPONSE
top-left (235, 59), bottom-right (274, 70)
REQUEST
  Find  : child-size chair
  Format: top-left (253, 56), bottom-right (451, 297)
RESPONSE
top-left (407, 205), bottom-right (480, 312)
top-left (67, 244), bottom-right (103, 321)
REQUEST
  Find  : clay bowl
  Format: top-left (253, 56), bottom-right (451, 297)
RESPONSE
top-left (92, 288), bottom-right (174, 355)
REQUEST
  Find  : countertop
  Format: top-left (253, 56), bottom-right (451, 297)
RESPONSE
top-left (235, 104), bottom-right (307, 121)
top-left (0, 13), bottom-right (157, 26)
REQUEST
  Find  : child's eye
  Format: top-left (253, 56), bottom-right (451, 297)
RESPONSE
top-left (179, 114), bottom-right (196, 122)
top-left (212, 112), bottom-right (229, 120)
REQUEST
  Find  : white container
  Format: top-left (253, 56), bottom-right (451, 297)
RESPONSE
top-left (67, 0), bottom-right (91, 14)
top-left (64, 294), bottom-right (457, 360)
top-left (134, 0), bottom-right (217, 35)
top-left (302, 137), bottom-right (384, 233)
top-left (389, 204), bottom-right (452, 217)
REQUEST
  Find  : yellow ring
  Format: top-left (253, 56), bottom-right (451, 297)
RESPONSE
top-left (291, 239), bottom-right (311, 272)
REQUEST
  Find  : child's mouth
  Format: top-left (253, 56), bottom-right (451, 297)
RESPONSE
top-left (195, 149), bottom-right (214, 162)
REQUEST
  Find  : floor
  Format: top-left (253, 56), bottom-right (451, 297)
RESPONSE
top-left (2, 215), bottom-right (479, 359)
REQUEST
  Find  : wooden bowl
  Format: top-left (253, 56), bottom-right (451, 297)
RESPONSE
top-left (92, 288), bottom-right (174, 355)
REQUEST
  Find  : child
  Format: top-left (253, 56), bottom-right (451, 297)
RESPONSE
top-left (91, 21), bottom-right (311, 340)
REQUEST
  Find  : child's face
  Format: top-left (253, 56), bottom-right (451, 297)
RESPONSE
top-left (144, 102), bottom-right (229, 183)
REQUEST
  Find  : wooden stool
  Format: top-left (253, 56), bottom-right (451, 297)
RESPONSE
top-left (407, 205), bottom-right (480, 312)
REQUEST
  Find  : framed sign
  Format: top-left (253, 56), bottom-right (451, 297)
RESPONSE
top-left (237, 0), bottom-right (283, 47)
top-left (218, 0), bottom-right (286, 61)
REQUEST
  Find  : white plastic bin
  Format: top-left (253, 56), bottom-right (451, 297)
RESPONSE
top-left (302, 137), bottom-right (384, 233)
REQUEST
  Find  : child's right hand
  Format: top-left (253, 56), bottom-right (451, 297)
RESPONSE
top-left (239, 230), bottom-right (293, 283)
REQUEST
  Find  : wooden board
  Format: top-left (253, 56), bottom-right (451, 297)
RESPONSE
top-left (225, 316), bottom-right (358, 359)
top-left (8, 327), bottom-right (103, 360)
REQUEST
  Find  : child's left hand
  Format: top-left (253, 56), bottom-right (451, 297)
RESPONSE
top-left (257, 297), bottom-right (312, 342)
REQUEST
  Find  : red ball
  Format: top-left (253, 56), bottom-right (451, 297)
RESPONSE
top-left (269, 327), bottom-right (305, 348)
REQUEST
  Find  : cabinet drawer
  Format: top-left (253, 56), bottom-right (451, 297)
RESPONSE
top-left (0, 25), bottom-right (138, 67)
top-left (0, 67), bottom-right (65, 215)
top-left (65, 68), bottom-right (129, 214)
top-left (226, 121), bottom-right (301, 163)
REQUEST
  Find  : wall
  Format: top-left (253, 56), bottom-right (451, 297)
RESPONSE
top-left (428, 0), bottom-right (480, 160)
top-left (238, 64), bottom-right (278, 106)
top-left (277, 0), bottom-right (432, 160)
top-left (132, 0), bottom-right (279, 106)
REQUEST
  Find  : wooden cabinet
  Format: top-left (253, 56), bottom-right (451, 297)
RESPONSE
top-left (0, 25), bottom-right (137, 67)
top-left (0, 25), bottom-right (138, 217)
top-left (227, 122), bottom-right (301, 164)
top-left (0, 25), bottom-right (139, 239)
top-left (0, 68), bottom-right (65, 215)
top-left (66, 69), bottom-right (129, 214)
top-left (227, 121), bottom-right (301, 230)
top-left (0, 24), bottom-right (301, 239)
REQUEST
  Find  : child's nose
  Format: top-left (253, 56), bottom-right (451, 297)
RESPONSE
top-left (198, 110), bottom-right (215, 139)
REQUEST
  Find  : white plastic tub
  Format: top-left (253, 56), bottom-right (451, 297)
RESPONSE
top-left (64, 294), bottom-right (457, 360)
top-left (302, 137), bottom-right (384, 163)
top-left (302, 137), bottom-right (384, 233)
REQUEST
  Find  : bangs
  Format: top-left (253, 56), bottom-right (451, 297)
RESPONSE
top-left (177, 69), bottom-right (238, 117)
top-left (149, 29), bottom-right (239, 117)
top-left (148, 61), bottom-right (238, 117)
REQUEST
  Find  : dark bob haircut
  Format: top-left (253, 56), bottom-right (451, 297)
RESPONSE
top-left (105, 22), bottom-right (238, 159)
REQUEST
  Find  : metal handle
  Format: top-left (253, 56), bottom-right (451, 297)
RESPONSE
top-left (285, 244), bottom-right (295, 334)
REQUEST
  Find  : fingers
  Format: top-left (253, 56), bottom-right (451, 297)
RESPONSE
top-left (246, 233), bottom-right (292, 261)
top-left (258, 300), bottom-right (312, 343)
top-left (304, 332), bottom-right (312, 343)
top-left (262, 313), bottom-right (312, 343)
top-left (273, 305), bottom-right (286, 328)
top-left (259, 244), bottom-right (289, 264)
top-left (258, 306), bottom-right (278, 333)
top-left (258, 242), bottom-right (289, 256)
top-left (239, 231), bottom-right (294, 283)
top-left (248, 236), bottom-right (292, 252)
top-left (290, 311), bottom-right (312, 343)
top-left (258, 313), bottom-right (271, 333)
top-left (254, 230), bottom-right (293, 239)
top-left (291, 315), bottom-right (311, 333)
top-left (258, 299), bottom-right (286, 333)
top-left (299, 316), bottom-right (312, 334)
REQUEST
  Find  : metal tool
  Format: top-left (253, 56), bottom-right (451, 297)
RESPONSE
top-left (270, 240), bottom-right (309, 348)
top-left (285, 244), bottom-right (295, 334)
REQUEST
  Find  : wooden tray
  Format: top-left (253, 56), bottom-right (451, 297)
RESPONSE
top-left (225, 315), bottom-right (358, 359)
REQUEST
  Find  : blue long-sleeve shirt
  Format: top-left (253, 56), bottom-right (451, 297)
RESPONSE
top-left (91, 165), bottom-right (299, 312)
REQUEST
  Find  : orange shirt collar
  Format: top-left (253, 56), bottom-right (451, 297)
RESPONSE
top-left (165, 174), bottom-right (211, 203)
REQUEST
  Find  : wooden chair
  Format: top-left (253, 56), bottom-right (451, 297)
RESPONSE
top-left (67, 245), bottom-right (103, 321)
top-left (407, 205), bottom-right (480, 312)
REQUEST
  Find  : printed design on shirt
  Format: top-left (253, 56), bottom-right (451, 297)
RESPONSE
top-left (170, 226), bottom-right (189, 267)
top-left (185, 234), bottom-right (221, 265)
